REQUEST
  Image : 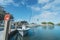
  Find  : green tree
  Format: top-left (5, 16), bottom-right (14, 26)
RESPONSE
top-left (57, 23), bottom-right (60, 26)
top-left (41, 22), bottom-right (47, 24)
top-left (48, 22), bottom-right (54, 25)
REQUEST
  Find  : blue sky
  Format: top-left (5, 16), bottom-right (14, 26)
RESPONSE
top-left (0, 0), bottom-right (60, 24)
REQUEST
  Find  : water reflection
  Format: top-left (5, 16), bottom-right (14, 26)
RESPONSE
top-left (10, 32), bottom-right (30, 40)
top-left (42, 26), bottom-right (47, 29)
top-left (48, 26), bottom-right (54, 30)
top-left (42, 26), bottom-right (54, 30)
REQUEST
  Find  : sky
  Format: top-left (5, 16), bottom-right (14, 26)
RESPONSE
top-left (0, 0), bottom-right (60, 24)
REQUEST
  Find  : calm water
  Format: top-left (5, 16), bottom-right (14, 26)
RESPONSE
top-left (0, 26), bottom-right (60, 40)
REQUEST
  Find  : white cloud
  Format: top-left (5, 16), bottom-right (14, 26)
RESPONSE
top-left (30, 11), bottom-right (59, 24)
top-left (38, 0), bottom-right (50, 3)
top-left (31, 6), bottom-right (40, 11)
top-left (40, 11), bottom-right (58, 19)
top-left (29, 0), bottom-right (60, 23)
top-left (53, 0), bottom-right (60, 3)
top-left (42, 0), bottom-right (60, 11)
top-left (42, 4), bottom-right (52, 10)
top-left (37, 0), bottom-right (60, 11)
top-left (0, 0), bottom-right (13, 5)
top-left (12, 2), bottom-right (20, 7)
top-left (0, 0), bottom-right (20, 6)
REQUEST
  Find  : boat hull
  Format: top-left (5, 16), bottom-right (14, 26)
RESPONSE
top-left (17, 28), bottom-right (30, 36)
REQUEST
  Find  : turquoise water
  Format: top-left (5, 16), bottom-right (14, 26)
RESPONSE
top-left (10, 26), bottom-right (60, 40)
top-left (1, 26), bottom-right (60, 40)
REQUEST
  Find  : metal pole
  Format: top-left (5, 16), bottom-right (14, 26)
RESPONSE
top-left (3, 20), bottom-right (10, 40)
top-left (9, 21), bottom-right (11, 34)
top-left (15, 23), bottom-right (17, 30)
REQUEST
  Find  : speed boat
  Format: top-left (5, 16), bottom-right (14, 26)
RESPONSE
top-left (17, 25), bottom-right (30, 36)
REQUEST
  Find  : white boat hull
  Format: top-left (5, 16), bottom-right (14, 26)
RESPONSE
top-left (17, 28), bottom-right (30, 36)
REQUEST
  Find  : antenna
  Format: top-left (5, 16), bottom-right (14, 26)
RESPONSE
top-left (29, 9), bottom-right (33, 23)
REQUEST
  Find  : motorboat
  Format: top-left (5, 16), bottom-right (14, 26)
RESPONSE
top-left (17, 25), bottom-right (30, 36)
